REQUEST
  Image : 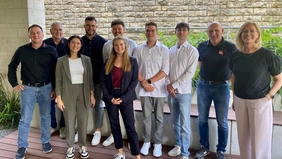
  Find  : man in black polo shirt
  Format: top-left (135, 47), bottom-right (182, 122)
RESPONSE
top-left (44, 22), bottom-right (67, 139)
top-left (81, 16), bottom-right (107, 146)
top-left (8, 24), bottom-right (58, 159)
top-left (195, 22), bottom-right (237, 159)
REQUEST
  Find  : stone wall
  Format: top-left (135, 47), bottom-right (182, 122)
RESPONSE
top-left (45, 0), bottom-right (282, 43)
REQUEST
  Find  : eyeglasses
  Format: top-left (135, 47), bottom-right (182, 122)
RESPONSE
top-left (176, 29), bottom-right (188, 32)
top-left (242, 29), bottom-right (257, 34)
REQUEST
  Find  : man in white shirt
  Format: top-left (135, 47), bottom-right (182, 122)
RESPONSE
top-left (102, 19), bottom-right (138, 147)
top-left (133, 22), bottom-right (169, 158)
top-left (102, 19), bottom-right (137, 62)
top-left (166, 22), bottom-right (199, 159)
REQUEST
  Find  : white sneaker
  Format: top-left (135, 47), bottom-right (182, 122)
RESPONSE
top-left (59, 127), bottom-right (66, 139)
top-left (66, 146), bottom-right (75, 159)
top-left (74, 132), bottom-right (78, 143)
top-left (79, 146), bottom-right (89, 159)
top-left (102, 134), bottom-right (114, 146)
top-left (91, 131), bottom-right (101, 146)
top-left (181, 157), bottom-right (188, 159)
top-left (153, 143), bottom-right (162, 157)
top-left (168, 145), bottom-right (181, 157)
top-left (140, 142), bottom-right (151, 155)
top-left (114, 152), bottom-right (125, 159)
top-left (50, 128), bottom-right (56, 134)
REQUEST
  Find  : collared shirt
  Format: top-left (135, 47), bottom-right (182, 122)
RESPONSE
top-left (82, 33), bottom-right (107, 84)
top-left (167, 41), bottom-right (199, 94)
top-left (8, 43), bottom-right (58, 88)
top-left (102, 37), bottom-right (137, 62)
top-left (133, 41), bottom-right (169, 97)
top-left (43, 37), bottom-right (67, 57)
top-left (198, 37), bottom-right (237, 81)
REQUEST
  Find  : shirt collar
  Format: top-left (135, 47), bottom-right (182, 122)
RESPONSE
top-left (207, 37), bottom-right (225, 46)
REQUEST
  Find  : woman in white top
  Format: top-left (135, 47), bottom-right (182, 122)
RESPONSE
top-left (56, 35), bottom-right (95, 159)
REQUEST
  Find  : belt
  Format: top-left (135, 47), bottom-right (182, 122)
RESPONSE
top-left (23, 82), bottom-right (49, 87)
top-left (200, 78), bottom-right (227, 85)
top-left (113, 87), bottom-right (121, 89)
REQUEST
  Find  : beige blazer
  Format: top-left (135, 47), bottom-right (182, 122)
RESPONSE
top-left (55, 54), bottom-right (93, 111)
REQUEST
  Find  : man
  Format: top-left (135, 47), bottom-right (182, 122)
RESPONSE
top-left (43, 22), bottom-right (67, 139)
top-left (133, 22), bottom-right (169, 158)
top-left (166, 22), bottom-right (199, 159)
top-left (102, 19), bottom-right (138, 147)
top-left (195, 22), bottom-right (237, 159)
top-left (81, 16), bottom-right (107, 146)
top-left (8, 24), bottom-right (58, 159)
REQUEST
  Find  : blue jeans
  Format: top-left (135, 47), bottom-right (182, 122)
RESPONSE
top-left (196, 79), bottom-right (230, 152)
top-left (18, 83), bottom-right (52, 148)
top-left (168, 93), bottom-right (192, 157)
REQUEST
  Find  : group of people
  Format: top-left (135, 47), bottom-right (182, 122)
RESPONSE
top-left (7, 15), bottom-right (282, 159)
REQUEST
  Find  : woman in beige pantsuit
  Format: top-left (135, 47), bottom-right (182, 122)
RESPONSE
top-left (56, 35), bottom-right (95, 159)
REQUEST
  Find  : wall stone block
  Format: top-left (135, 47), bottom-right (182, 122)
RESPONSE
top-left (44, 0), bottom-right (282, 40)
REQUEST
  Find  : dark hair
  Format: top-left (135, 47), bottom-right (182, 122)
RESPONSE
top-left (66, 35), bottom-right (84, 57)
top-left (28, 24), bottom-right (43, 33)
top-left (145, 22), bottom-right (157, 29)
top-left (111, 19), bottom-right (125, 28)
top-left (85, 16), bottom-right (97, 23)
top-left (175, 22), bottom-right (190, 31)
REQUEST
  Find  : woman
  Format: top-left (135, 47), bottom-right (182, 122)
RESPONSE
top-left (56, 35), bottom-right (95, 159)
top-left (231, 22), bottom-right (282, 159)
top-left (100, 36), bottom-right (141, 159)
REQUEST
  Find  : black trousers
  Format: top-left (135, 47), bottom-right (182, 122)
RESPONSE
top-left (105, 89), bottom-right (140, 155)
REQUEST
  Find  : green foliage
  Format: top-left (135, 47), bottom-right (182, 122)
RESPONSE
top-left (0, 73), bottom-right (20, 128)
top-left (158, 27), bottom-right (282, 94)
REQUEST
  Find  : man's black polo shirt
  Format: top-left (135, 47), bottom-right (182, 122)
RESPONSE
top-left (43, 37), bottom-right (67, 57)
top-left (197, 38), bottom-right (237, 81)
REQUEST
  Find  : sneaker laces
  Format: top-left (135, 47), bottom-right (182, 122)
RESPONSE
top-left (67, 147), bottom-right (74, 154)
top-left (114, 153), bottom-right (125, 159)
top-left (217, 151), bottom-right (226, 159)
top-left (172, 145), bottom-right (180, 151)
top-left (198, 146), bottom-right (208, 154)
top-left (80, 146), bottom-right (87, 153)
top-left (17, 147), bottom-right (26, 154)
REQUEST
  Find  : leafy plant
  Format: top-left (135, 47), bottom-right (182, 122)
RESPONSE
top-left (0, 73), bottom-right (20, 128)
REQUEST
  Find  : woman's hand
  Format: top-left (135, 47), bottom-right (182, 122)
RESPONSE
top-left (111, 98), bottom-right (122, 105)
top-left (57, 99), bottom-right (65, 111)
top-left (232, 101), bottom-right (235, 111)
top-left (91, 94), bottom-right (96, 107)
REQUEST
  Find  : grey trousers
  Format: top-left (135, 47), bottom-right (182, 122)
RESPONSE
top-left (91, 84), bottom-right (104, 129)
top-left (140, 96), bottom-right (165, 144)
top-left (63, 84), bottom-right (89, 148)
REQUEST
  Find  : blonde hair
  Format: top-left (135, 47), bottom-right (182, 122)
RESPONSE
top-left (105, 36), bottom-right (132, 75)
top-left (235, 22), bottom-right (262, 52)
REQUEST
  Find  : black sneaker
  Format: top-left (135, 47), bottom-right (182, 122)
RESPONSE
top-left (195, 145), bottom-right (209, 159)
top-left (79, 146), bottom-right (89, 159)
top-left (42, 142), bottom-right (52, 153)
top-left (217, 151), bottom-right (226, 159)
top-left (66, 146), bottom-right (75, 159)
top-left (15, 147), bottom-right (26, 159)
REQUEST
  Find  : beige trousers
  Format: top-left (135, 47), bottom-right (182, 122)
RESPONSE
top-left (234, 95), bottom-right (273, 159)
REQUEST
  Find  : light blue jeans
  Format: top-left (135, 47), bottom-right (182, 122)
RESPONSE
top-left (17, 83), bottom-right (52, 148)
top-left (196, 79), bottom-right (230, 152)
top-left (168, 93), bottom-right (192, 157)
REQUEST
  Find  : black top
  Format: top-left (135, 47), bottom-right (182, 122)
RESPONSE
top-left (82, 34), bottom-right (107, 84)
top-left (232, 47), bottom-right (281, 99)
top-left (8, 43), bottom-right (58, 89)
top-left (198, 38), bottom-right (237, 81)
top-left (43, 37), bottom-right (67, 57)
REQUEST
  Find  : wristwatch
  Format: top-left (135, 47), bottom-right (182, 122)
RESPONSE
top-left (147, 79), bottom-right (152, 84)
top-left (268, 93), bottom-right (275, 99)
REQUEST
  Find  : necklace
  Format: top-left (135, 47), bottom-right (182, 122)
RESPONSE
top-left (242, 53), bottom-right (254, 57)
